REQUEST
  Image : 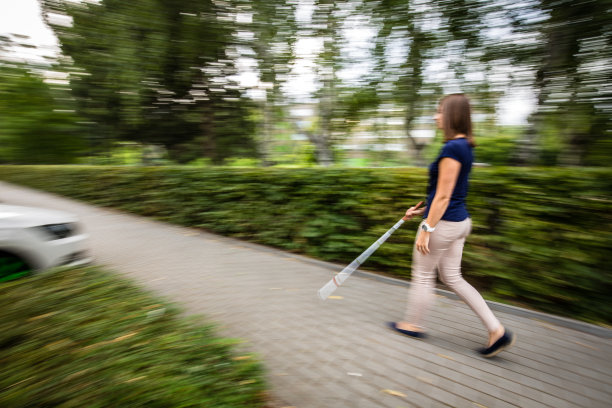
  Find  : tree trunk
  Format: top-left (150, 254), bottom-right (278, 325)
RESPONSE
top-left (315, 137), bottom-right (333, 166)
top-left (404, 102), bottom-right (425, 167)
top-left (258, 95), bottom-right (274, 166)
top-left (303, 130), bottom-right (333, 167)
top-left (403, 23), bottom-right (425, 167)
top-left (316, 83), bottom-right (334, 166)
top-left (200, 102), bottom-right (216, 162)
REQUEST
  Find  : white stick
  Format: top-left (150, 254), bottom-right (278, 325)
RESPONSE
top-left (317, 218), bottom-right (405, 300)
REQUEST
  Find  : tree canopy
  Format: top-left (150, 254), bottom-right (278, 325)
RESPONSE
top-left (40, 0), bottom-right (257, 163)
top-left (1, 0), bottom-right (608, 166)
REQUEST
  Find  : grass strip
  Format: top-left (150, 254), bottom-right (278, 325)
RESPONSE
top-left (0, 266), bottom-right (267, 408)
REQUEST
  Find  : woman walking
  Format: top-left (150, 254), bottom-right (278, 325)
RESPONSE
top-left (389, 94), bottom-right (515, 357)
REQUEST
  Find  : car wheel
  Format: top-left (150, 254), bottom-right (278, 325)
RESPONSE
top-left (0, 252), bottom-right (31, 282)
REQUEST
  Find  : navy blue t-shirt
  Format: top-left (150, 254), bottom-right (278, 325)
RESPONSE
top-left (423, 138), bottom-right (473, 221)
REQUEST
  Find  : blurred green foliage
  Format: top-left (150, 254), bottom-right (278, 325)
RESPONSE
top-left (423, 126), bottom-right (523, 166)
top-left (41, 0), bottom-right (257, 164)
top-left (0, 266), bottom-right (265, 407)
top-left (473, 129), bottom-right (521, 166)
top-left (520, 0), bottom-right (611, 166)
top-left (1, 166), bottom-right (610, 324)
top-left (1, 1), bottom-right (608, 167)
top-left (0, 65), bottom-right (84, 164)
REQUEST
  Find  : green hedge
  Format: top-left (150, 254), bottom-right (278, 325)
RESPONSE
top-left (0, 266), bottom-right (265, 407)
top-left (1, 165), bottom-right (611, 325)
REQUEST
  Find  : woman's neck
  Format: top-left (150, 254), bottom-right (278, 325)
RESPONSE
top-left (453, 134), bottom-right (467, 139)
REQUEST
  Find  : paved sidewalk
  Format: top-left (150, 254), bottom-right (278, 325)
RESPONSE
top-left (2, 182), bottom-right (611, 408)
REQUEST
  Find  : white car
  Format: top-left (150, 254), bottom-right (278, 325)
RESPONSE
top-left (0, 204), bottom-right (92, 282)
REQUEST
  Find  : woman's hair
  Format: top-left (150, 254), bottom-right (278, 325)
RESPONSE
top-left (440, 94), bottom-right (476, 147)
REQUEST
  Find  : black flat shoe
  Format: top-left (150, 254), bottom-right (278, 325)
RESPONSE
top-left (387, 322), bottom-right (427, 339)
top-left (479, 330), bottom-right (516, 358)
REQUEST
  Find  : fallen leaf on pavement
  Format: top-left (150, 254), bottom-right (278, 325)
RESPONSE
top-left (574, 341), bottom-right (598, 350)
top-left (381, 389), bottom-right (406, 397)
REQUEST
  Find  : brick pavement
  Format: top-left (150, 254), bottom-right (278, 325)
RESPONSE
top-left (2, 181), bottom-right (611, 408)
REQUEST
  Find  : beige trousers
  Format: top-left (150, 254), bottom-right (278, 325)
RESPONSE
top-left (405, 218), bottom-right (501, 333)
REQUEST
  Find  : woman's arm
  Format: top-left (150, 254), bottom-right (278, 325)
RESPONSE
top-left (416, 157), bottom-right (461, 254)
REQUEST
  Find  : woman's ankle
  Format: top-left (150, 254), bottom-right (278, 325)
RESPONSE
top-left (487, 325), bottom-right (505, 346)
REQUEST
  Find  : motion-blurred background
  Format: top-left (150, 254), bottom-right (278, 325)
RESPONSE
top-left (1, 0), bottom-right (609, 168)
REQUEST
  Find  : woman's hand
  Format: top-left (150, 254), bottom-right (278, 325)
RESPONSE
top-left (416, 229), bottom-right (430, 255)
top-left (403, 201), bottom-right (425, 221)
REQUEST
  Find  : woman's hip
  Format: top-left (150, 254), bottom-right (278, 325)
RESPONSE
top-left (418, 217), bottom-right (472, 241)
